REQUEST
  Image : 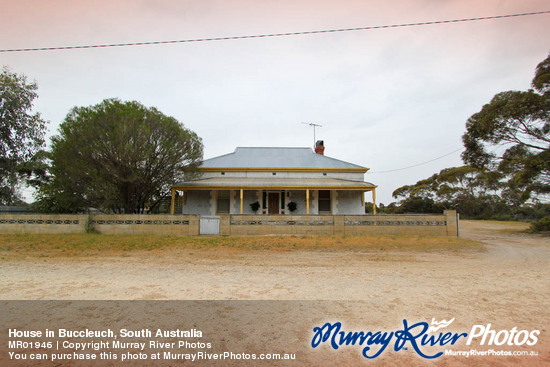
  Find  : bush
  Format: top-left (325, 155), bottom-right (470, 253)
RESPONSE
top-left (530, 217), bottom-right (550, 233)
top-left (249, 201), bottom-right (260, 212)
top-left (517, 203), bottom-right (550, 221)
top-left (287, 201), bottom-right (297, 212)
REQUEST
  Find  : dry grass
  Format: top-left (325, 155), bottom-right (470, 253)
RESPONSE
top-left (460, 219), bottom-right (530, 234)
top-left (0, 233), bottom-right (483, 260)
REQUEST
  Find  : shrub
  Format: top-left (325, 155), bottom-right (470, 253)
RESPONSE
top-left (249, 201), bottom-right (260, 212)
top-left (530, 217), bottom-right (550, 233)
top-left (287, 201), bottom-right (297, 212)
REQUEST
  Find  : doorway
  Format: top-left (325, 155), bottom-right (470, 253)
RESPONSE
top-left (268, 192), bottom-right (280, 214)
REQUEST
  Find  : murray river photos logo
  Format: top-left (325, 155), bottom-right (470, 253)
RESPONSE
top-left (311, 318), bottom-right (540, 359)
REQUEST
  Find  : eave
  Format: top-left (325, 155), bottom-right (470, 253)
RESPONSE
top-left (172, 185), bottom-right (377, 191)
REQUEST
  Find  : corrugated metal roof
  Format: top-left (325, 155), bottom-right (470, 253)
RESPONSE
top-left (200, 147), bottom-right (366, 170)
top-left (174, 177), bottom-right (376, 189)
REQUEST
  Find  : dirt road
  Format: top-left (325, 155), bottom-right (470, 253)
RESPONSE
top-left (1, 221), bottom-right (548, 302)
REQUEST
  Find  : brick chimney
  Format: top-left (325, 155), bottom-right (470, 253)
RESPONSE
top-left (315, 140), bottom-right (325, 155)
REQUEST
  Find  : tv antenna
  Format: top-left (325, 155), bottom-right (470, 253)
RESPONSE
top-left (302, 122), bottom-right (323, 147)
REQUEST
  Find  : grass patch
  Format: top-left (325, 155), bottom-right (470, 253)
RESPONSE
top-left (0, 233), bottom-right (483, 260)
top-left (461, 220), bottom-right (531, 234)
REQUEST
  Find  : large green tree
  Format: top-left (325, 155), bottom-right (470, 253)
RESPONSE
top-left (462, 54), bottom-right (550, 199)
top-left (0, 67), bottom-right (47, 205)
top-left (36, 99), bottom-right (203, 213)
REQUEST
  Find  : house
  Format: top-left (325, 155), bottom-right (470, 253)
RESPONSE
top-left (170, 141), bottom-right (377, 215)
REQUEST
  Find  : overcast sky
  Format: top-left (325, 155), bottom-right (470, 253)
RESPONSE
top-left (2, 0), bottom-right (549, 204)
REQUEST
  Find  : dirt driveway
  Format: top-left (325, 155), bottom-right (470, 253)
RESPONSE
top-left (1, 220), bottom-right (548, 302)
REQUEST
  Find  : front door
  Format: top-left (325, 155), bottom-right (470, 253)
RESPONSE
top-left (268, 193), bottom-right (279, 214)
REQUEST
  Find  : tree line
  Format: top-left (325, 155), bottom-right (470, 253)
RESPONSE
top-left (374, 54), bottom-right (549, 231)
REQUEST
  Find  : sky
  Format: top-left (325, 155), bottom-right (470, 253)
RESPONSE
top-left (1, 0), bottom-right (549, 204)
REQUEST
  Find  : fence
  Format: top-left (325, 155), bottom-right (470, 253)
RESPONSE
top-left (0, 210), bottom-right (458, 236)
top-left (0, 214), bottom-right (198, 236)
top-left (227, 211), bottom-right (457, 236)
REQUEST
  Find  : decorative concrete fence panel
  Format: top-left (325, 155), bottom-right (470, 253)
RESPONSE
top-left (0, 214), bottom-right (89, 234)
top-left (229, 215), bottom-right (344, 236)
top-left (90, 215), bottom-right (200, 235)
top-left (343, 212), bottom-right (455, 236)
top-left (227, 211), bottom-right (458, 237)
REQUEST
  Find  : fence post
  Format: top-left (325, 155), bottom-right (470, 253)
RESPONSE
top-left (443, 210), bottom-right (458, 237)
top-left (457, 213), bottom-right (460, 238)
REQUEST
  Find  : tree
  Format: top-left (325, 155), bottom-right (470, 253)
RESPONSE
top-left (0, 67), bottom-right (47, 205)
top-left (462, 54), bottom-right (550, 200)
top-left (532, 53), bottom-right (550, 94)
top-left (36, 99), bottom-right (203, 213)
top-left (392, 166), bottom-right (506, 218)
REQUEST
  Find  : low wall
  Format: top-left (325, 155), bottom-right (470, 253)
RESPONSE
top-left (0, 214), bottom-right (199, 236)
top-left (0, 214), bottom-right (89, 234)
top-left (0, 211), bottom-right (458, 237)
top-left (226, 210), bottom-right (458, 236)
top-left (228, 215), bottom-right (335, 236)
top-left (343, 213), bottom-right (454, 236)
top-left (90, 215), bottom-right (199, 235)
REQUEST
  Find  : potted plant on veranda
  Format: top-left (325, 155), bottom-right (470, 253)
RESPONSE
top-left (287, 201), bottom-right (297, 212)
top-left (250, 201), bottom-right (260, 213)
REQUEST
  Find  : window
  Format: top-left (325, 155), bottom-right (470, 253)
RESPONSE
top-left (318, 190), bottom-right (331, 213)
top-left (217, 190), bottom-right (230, 213)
